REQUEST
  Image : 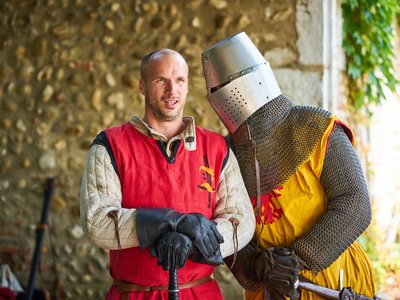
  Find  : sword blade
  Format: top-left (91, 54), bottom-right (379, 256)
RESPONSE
top-left (298, 277), bottom-right (377, 300)
top-left (298, 279), bottom-right (340, 300)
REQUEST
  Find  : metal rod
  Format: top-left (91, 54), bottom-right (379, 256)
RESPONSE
top-left (26, 178), bottom-right (55, 300)
top-left (298, 277), bottom-right (378, 300)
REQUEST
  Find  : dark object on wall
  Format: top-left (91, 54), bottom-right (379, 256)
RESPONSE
top-left (16, 289), bottom-right (50, 300)
top-left (25, 178), bottom-right (56, 300)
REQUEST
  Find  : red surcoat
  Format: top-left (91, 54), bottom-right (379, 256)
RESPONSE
top-left (104, 122), bottom-right (228, 299)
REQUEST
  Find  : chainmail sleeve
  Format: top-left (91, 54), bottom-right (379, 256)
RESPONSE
top-left (292, 124), bottom-right (372, 272)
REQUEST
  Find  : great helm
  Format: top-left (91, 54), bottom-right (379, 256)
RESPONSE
top-left (202, 32), bottom-right (281, 133)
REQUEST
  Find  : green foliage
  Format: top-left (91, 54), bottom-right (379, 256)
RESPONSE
top-left (341, 0), bottom-right (400, 111)
top-left (359, 229), bottom-right (400, 294)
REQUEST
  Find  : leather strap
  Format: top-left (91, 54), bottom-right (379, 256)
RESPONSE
top-left (113, 275), bottom-right (214, 300)
top-left (229, 121), bottom-right (251, 145)
top-left (229, 120), bottom-right (264, 247)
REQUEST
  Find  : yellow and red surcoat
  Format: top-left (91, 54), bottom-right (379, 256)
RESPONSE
top-left (104, 122), bottom-right (228, 300)
top-left (246, 117), bottom-right (375, 300)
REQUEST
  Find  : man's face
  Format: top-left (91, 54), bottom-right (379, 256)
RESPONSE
top-left (139, 54), bottom-right (189, 122)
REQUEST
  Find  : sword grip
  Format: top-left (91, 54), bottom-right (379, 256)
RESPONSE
top-left (168, 268), bottom-right (179, 300)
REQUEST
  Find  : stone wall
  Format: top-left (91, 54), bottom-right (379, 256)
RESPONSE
top-left (0, 0), bottom-right (326, 299)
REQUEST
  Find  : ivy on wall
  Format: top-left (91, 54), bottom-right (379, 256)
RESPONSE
top-left (342, 0), bottom-right (400, 112)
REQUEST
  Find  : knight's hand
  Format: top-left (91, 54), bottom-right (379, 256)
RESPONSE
top-left (244, 247), bottom-right (300, 299)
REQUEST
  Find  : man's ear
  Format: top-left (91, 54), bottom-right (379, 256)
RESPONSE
top-left (139, 79), bottom-right (145, 96)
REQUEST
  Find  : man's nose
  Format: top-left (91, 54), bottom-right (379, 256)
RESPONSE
top-left (166, 80), bottom-right (177, 93)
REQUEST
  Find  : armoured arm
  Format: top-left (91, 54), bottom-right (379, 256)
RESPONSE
top-left (213, 149), bottom-right (256, 258)
top-left (80, 144), bottom-right (140, 250)
top-left (224, 243), bottom-right (299, 299)
top-left (292, 124), bottom-right (371, 272)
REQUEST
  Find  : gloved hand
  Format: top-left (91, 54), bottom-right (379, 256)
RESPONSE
top-left (136, 208), bottom-right (177, 248)
top-left (175, 212), bottom-right (224, 259)
top-left (244, 247), bottom-right (300, 300)
top-left (189, 243), bottom-right (224, 266)
top-left (152, 231), bottom-right (224, 271)
top-left (153, 232), bottom-right (193, 270)
top-left (136, 209), bottom-right (224, 259)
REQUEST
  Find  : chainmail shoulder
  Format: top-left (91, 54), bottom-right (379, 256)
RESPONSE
top-left (292, 124), bottom-right (371, 272)
top-left (233, 95), bottom-right (332, 196)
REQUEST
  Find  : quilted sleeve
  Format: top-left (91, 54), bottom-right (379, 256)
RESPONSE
top-left (80, 144), bottom-right (139, 250)
top-left (213, 148), bottom-right (256, 258)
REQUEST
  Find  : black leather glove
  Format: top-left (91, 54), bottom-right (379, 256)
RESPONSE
top-left (152, 232), bottom-right (224, 270)
top-left (153, 232), bottom-right (193, 270)
top-left (136, 208), bottom-right (176, 248)
top-left (136, 208), bottom-right (224, 259)
top-left (175, 212), bottom-right (224, 259)
top-left (189, 244), bottom-right (224, 266)
top-left (244, 247), bottom-right (300, 300)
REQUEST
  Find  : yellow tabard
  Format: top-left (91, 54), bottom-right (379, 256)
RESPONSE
top-left (245, 117), bottom-right (375, 300)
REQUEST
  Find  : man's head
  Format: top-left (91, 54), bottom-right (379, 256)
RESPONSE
top-left (139, 49), bottom-right (189, 123)
top-left (201, 32), bottom-right (281, 133)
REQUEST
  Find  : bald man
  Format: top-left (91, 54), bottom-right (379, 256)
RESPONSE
top-left (80, 49), bottom-right (255, 300)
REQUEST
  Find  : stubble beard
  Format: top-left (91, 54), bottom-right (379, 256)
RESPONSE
top-left (147, 100), bottom-right (183, 122)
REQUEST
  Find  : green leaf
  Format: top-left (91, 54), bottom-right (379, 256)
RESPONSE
top-left (342, 0), bottom-right (399, 110)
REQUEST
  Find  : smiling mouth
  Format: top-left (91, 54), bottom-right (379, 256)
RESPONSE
top-left (162, 97), bottom-right (178, 106)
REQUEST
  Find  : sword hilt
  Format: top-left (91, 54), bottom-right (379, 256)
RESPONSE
top-left (168, 268), bottom-right (179, 300)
